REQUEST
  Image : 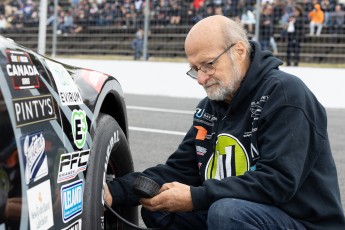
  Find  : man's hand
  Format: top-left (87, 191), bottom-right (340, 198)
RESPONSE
top-left (103, 182), bottom-right (113, 206)
top-left (140, 182), bottom-right (193, 212)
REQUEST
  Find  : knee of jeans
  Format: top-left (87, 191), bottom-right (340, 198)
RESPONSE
top-left (209, 198), bottom-right (239, 219)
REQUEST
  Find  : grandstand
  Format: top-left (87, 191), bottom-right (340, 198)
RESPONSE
top-left (0, 0), bottom-right (344, 65)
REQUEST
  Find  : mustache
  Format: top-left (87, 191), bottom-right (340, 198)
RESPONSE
top-left (204, 79), bottom-right (220, 88)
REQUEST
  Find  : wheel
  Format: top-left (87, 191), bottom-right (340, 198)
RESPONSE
top-left (82, 113), bottom-right (138, 229)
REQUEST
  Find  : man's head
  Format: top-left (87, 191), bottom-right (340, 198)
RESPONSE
top-left (185, 15), bottom-right (251, 102)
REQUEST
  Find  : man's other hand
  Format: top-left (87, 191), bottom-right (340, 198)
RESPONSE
top-left (140, 182), bottom-right (193, 212)
top-left (103, 182), bottom-right (113, 206)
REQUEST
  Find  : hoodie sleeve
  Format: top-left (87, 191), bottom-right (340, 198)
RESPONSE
top-left (190, 105), bottom-right (327, 211)
top-left (107, 125), bottom-right (201, 207)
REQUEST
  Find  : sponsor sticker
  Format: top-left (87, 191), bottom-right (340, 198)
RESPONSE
top-left (62, 219), bottom-right (82, 230)
top-left (61, 179), bottom-right (84, 223)
top-left (12, 94), bottom-right (56, 127)
top-left (71, 109), bottom-right (87, 149)
top-left (79, 70), bottom-right (108, 93)
top-left (57, 150), bottom-right (90, 183)
top-left (45, 60), bottom-right (83, 106)
top-left (27, 180), bottom-right (54, 230)
top-left (21, 131), bottom-right (48, 185)
top-left (5, 49), bottom-right (40, 89)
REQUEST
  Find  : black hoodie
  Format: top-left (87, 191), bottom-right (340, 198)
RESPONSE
top-left (108, 41), bottom-right (345, 229)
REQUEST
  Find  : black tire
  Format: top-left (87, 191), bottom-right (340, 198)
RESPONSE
top-left (82, 113), bottom-right (138, 229)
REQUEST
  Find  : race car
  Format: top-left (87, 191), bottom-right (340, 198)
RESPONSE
top-left (0, 35), bottom-right (138, 229)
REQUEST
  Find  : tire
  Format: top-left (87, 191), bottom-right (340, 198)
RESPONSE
top-left (82, 113), bottom-right (138, 229)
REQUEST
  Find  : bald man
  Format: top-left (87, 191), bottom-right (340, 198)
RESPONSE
top-left (104, 15), bottom-right (345, 229)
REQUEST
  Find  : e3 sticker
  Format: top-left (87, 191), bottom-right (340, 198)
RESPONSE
top-left (71, 110), bottom-right (87, 149)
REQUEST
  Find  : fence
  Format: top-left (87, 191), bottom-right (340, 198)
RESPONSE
top-left (0, 0), bottom-right (344, 65)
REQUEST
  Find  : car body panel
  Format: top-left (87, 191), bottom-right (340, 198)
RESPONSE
top-left (0, 35), bottom-right (131, 229)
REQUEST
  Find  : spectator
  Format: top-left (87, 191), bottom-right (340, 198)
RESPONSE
top-left (0, 14), bottom-right (10, 32)
top-left (214, 4), bottom-right (223, 15)
top-left (330, 4), bottom-right (345, 35)
top-left (203, 3), bottom-right (215, 18)
top-left (193, 0), bottom-right (205, 10)
top-left (168, 1), bottom-right (181, 25)
top-left (10, 13), bottom-right (24, 32)
top-left (258, 4), bottom-right (274, 51)
top-left (131, 29), bottom-right (144, 60)
top-left (308, 3), bottom-right (324, 35)
top-left (152, 0), bottom-right (169, 27)
top-left (320, 0), bottom-right (333, 27)
top-left (240, 6), bottom-right (256, 34)
top-left (121, 0), bottom-right (137, 28)
top-left (58, 10), bottom-right (74, 35)
top-left (286, 5), bottom-right (305, 66)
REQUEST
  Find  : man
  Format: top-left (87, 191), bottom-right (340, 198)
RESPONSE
top-left (104, 15), bottom-right (345, 229)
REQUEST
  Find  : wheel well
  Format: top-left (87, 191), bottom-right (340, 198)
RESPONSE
top-left (99, 93), bottom-right (128, 138)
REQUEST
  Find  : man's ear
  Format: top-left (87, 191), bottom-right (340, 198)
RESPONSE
top-left (234, 41), bottom-right (247, 60)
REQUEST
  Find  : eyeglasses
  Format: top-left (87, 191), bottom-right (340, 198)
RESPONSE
top-left (186, 43), bottom-right (236, 79)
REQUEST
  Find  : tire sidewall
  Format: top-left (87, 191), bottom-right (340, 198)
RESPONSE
top-left (82, 113), bottom-right (136, 229)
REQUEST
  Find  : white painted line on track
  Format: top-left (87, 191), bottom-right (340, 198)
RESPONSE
top-left (127, 105), bottom-right (194, 115)
top-left (129, 126), bottom-right (186, 136)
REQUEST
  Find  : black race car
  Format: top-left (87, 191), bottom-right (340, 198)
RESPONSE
top-left (0, 35), bottom-right (138, 229)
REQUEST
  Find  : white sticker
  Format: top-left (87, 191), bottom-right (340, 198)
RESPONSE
top-left (45, 60), bottom-right (83, 106)
top-left (27, 180), bottom-right (54, 230)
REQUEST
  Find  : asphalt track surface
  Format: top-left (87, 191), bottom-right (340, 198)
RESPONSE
top-left (124, 93), bottom-right (345, 226)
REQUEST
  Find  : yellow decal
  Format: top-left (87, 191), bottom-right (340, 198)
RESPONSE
top-left (206, 134), bottom-right (249, 180)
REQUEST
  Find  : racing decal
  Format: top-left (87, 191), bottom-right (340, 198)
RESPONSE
top-left (45, 60), bottom-right (83, 106)
top-left (71, 109), bottom-right (88, 149)
top-left (5, 49), bottom-right (40, 89)
top-left (62, 219), bottom-right (82, 230)
top-left (27, 180), bottom-right (54, 230)
top-left (194, 126), bottom-right (207, 140)
top-left (21, 131), bottom-right (48, 185)
top-left (61, 179), bottom-right (83, 223)
top-left (194, 108), bottom-right (217, 127)
top-left (244, 95), bottom-right (269, 138)
top-left (79, 70), bottom-right (108, 93)
top-left (57, 150), bottom-right (90, 183)
top-left (196, 145), bottom-right (207, 156)
top-left (12, 94), bottom-right (56, 127)
top-left (205, 134), bottom-right (249, 180)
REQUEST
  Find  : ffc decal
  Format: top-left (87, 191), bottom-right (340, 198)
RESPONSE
top-left (45, 60), bottom-right (83, 106)
top-left (21, 131), bottom-right (48, 185)
top-left (12, 94), bottom-right (56, 127)
top-left (27, 180), bottom-right (54, 230)
top-left (205, 134), bottom-right (249, 180)
top-left (61, 179), bottom-right (83, 223)
top-left (71, 109), bottom-right (88, 149)
top-left (5, 49), bottom-right (40, 89)
top-left (57, 150), bottom-right (90, 183)
top-left (62, 219), bottom-right (82, 230)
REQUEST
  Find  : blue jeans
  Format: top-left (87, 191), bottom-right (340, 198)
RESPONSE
top-left (141, 198), bottom-right (306, 229)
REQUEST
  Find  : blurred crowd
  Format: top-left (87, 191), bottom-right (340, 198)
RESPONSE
top-left (0, 0), bottom-right (344, 36)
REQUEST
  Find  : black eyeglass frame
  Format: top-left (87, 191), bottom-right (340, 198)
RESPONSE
top-left (186, 43), bottom-right (237, 79)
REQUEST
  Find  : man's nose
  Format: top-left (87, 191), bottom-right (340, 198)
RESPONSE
top-left (197, 71), bottom-right (210, 85)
